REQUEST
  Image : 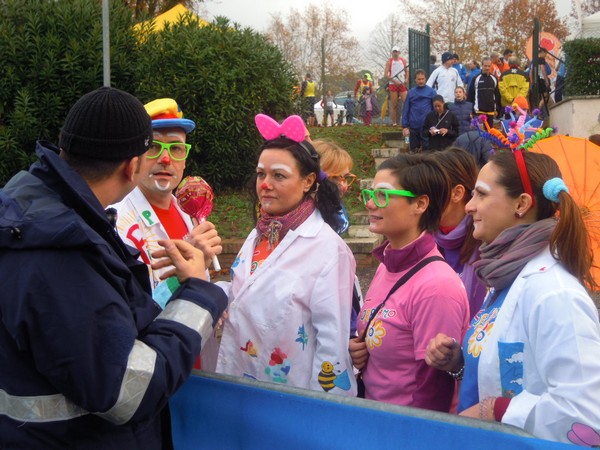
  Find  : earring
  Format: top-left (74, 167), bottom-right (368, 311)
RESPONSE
top-left (515, 211), bottom-right (522, 218)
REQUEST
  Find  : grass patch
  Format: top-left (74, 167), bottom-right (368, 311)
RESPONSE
top-left (210, 125), bottom-right (385, 238)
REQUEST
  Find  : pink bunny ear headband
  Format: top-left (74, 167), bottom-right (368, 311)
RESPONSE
top-left (255, 114), bottom-right (307, 142)
top-left (254, 114), bottom-right (327, 181)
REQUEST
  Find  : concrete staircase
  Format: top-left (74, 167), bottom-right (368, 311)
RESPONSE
top-left (342, 131), bottom-right (410, 267)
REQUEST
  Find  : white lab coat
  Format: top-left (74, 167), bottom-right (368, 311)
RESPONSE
top-left (216, 210), bottom-right (357, 396)
top-left (477, 246), bottom-right (600, 443)
top-left (115, 186), bottom-right (193, 287)
top-left (115, 186), bottom-right (219, 370)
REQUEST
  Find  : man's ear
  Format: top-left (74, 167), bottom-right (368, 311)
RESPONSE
top-left (124, 156), bottom-right (140, 182)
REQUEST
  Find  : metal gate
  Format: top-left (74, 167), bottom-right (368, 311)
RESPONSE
top-left (408, 25), bottom-right (431, 88)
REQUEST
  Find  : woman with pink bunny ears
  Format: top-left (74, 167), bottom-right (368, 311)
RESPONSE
top-left (215, 114), bottom-right (357, 395)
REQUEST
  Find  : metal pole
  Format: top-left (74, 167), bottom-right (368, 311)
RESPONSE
top-left (532, 18), bottom-right (539, 113)
top-left (102, 0), bottom-right (110, 87)
top-left (321, 37), bottom-right (326, 98)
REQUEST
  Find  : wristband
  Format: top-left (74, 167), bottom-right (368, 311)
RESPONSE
top-left (479, 397), bottom-right (496, 421)
top-left (446, 365), bottom-right (464, 381)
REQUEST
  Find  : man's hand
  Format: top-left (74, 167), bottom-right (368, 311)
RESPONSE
top-left (402, 128), bottom-right (410, 137)
top-left (185, 220), bottom-right (222, 268)
top-left (151, 239), bottom-right (207, 282)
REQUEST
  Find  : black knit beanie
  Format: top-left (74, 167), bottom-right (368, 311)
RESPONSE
top-left (59, 86), bottom-right (152, 160)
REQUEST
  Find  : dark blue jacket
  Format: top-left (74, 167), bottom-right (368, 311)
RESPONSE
top-left (449, 99), bottom-right (474, 135)
top-left (402, 84), bottom-right (437, 129)
top-left (0, 142), bottom-right (227, 449)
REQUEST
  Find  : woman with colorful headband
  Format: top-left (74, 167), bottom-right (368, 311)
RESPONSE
top-left (349, 153), bottom-right (469, 410)
top-left (425, 149), bottom-right (600, 444)
top-left (215, 115), bottom-right (357, 396)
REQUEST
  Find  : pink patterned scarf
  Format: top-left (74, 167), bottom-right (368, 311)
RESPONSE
top-left (256, 196), bottom-right (316, 249)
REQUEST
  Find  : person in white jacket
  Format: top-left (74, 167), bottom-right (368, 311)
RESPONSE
top-left (115, 98), bottom-right (222, 371)
top-left (216, 114), bottom-right (357, 396)
top-left (425, 149), bottom-right (600, 444)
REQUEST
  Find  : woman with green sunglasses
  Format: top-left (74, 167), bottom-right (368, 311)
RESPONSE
top-left (349, 153), bottom-right (469, 411)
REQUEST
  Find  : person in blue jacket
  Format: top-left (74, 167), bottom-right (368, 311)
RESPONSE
top-left (448, 86), bottom-right (473, 135)
top-left (452, 53), bottom-right (468, 84)
top-left (402, 68), bottom-right (437, 152)
top-left (0, 87), bottom-right (227, 449)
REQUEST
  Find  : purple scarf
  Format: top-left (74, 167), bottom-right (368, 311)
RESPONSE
top-left (256, 196), bottom-right (316, 249)
top-left (473, 218), bottom-right (556, 290)
top-left (434, 214), bottom-right (473, 271)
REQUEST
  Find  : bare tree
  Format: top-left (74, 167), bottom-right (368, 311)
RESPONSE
top-left (569, 0), bottom-right (600, 31)
top-left (494, 0), bottom-right (568, 57)
top-left (366, 14), bottom-right (408, 79)
top-left (403, 0), bottom-right (492, 62)
top-left (581, 0), bottom-right (600, 14)
top-left (264, 3), bottom-right (360, 90)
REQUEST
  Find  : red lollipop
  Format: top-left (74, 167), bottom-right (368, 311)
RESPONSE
top-left (176, 176), bottom-right (220, 270)
top-left (176, 176), bottom-right (214, 221)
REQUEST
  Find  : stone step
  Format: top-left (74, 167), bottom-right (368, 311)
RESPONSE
top-left (347, 224), bottom-right (377, 239)
top-left (351, 211), bottom-right (370, 225)
top-left (371, 147), bottom-right (401, 158)
top-left (343, 235), bottom-right (383, 255)
top-left (381, 131), bottom-right (403, 141)
top-left (385, 140), bottom-right (408, 150)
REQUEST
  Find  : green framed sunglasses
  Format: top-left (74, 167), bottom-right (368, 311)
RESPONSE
top-left (146, 140), bottom-right (191, 161)
top-left (361, 188), bottom-right (417, 207)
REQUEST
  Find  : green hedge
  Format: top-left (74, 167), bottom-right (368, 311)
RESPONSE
top-left (0, 0), bottom-right (138, 184)
top-left (0, 1), bottom-right (296, 189)
top-left (132, 16), bottom-right (296, 190)
top-left (563, 38), bottom-right (600, 97)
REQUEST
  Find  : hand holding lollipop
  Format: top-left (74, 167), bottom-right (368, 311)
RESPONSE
top-left (176, 176), bottom-right (221, 271)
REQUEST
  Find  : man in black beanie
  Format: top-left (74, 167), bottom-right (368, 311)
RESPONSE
top-left (0, 86), bottom-right (227, 449)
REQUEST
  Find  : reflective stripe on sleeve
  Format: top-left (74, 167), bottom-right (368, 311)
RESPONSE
top-left (1, 342), bottom-right (156, 425)
top-left (157, 299), bottom-right (213, 347)
top-left (0, 389), bottom-right (87, 423)
top-left (96, 340), bottom-right (157, 425)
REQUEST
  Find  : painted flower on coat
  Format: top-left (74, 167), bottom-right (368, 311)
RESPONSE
top-left (365, 319), bottom-right (386, 349)
top-left (296, 324), bottom-right (309, 350)
top-left (467, 307), bottom-right (499, 358)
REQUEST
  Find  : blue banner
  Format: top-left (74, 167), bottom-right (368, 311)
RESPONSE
top-left (170, 372), bottom-right (573, 449)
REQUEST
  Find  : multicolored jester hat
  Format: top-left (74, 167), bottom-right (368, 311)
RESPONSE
top-left (470, 103), bottom-right (554, 151)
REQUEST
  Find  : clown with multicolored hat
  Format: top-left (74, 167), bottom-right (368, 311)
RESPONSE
top-left (114, 97), bottom-right (222, 370)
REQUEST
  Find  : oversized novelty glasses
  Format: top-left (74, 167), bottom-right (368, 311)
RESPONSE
top-left (329, 173), bottom-right (357, 186)
top-left (147, 140), bottom-right (191, 161)
top-left (361, 188), bottom-right (417, 207)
